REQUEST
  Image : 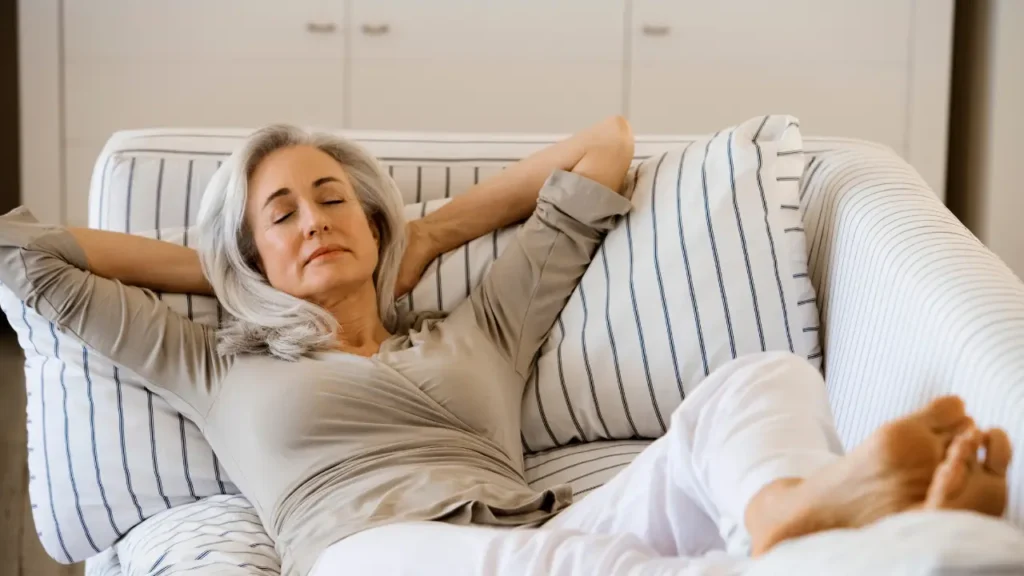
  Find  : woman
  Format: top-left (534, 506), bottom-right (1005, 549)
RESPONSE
top-left (0, 117), bottom-right (1010, 576)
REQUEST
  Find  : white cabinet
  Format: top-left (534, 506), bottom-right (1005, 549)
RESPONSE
top-left (631, 0), bottom-right (910, 154)
top-left (348, 0), bottom-right (625, 132)
top-left (18, 0), bottom-right (954, 225)
top-left (629, 0), bottom-right (953, 196)
top-left (62, 0), bottom-right (348, 225)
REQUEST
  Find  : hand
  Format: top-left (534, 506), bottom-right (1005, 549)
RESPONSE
top-left (394, 220), bottom-right (437, 298)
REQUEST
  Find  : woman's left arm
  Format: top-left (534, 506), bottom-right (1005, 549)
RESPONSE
top-left (395, 116), bottom-right (634, 296)
top-left (444, 118), bottom-right (635, 379)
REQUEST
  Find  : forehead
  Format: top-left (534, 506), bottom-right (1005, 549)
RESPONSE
top-left (248, 145), bottom-right (350, 198)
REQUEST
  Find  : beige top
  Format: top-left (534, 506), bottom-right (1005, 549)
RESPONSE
top-left (0, 170), bottom-right (632, 576)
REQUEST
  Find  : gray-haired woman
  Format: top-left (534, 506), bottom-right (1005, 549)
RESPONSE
top-left (0, 117), bottom-right (1009, 576)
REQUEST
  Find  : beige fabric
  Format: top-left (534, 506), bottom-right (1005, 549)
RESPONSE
top-left (0, 170), bottom-right (631, 576)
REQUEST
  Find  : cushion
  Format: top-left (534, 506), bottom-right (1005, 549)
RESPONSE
top-left (523, 115), bottom-right (820, 449)
top-left (0, 228), bottom-right (231, 563)
top-left (112, 494), bottom-right (279, 576)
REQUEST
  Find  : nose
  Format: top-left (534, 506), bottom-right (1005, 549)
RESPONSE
top-left (302, 204), bottom-right (331, 238)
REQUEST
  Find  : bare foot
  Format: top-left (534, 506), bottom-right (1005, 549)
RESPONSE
top-left (924, 426), bottom-right (1011, 517)
top-left (747, 396), bottom-right (975, 556)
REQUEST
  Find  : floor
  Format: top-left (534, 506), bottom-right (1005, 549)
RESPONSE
top-left (1, 331), bottom-right (83, 575)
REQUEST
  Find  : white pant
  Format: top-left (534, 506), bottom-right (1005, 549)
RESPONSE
top-left (311, 352), bottom-right (844, 576)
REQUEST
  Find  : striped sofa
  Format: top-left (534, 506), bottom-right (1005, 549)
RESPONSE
top-left (68, 128), bottom-right (1024, 575)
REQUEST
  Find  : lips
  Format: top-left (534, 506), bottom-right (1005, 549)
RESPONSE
top-left (305, 244), bottom-right (345, 265)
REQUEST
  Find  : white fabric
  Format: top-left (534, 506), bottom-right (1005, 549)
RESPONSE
top-left (745, 511), bottom-right (1024, 576)
top-left (310, 352), bottom-right (839, 576)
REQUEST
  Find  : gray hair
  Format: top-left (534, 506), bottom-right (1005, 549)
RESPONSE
top-left (196, 125), bottom-right (406, 360)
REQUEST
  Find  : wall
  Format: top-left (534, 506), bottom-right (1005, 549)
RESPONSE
top-left (947, 0), bottom-right (1024, 278)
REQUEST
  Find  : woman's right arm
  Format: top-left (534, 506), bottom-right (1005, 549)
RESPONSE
top-left (67, 227), bottom-right (213, 295)
top-left (0, 208), bottom-right (226, 419)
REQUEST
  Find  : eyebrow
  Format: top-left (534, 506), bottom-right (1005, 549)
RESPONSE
top-left (262, 176), bottom-right (343, 209)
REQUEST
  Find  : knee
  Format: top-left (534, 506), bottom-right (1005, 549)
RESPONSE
top-left (671, 352), bottom-right (826, 425)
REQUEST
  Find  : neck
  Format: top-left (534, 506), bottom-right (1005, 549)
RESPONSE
top-left (315, 281), bottom-right (391, 356)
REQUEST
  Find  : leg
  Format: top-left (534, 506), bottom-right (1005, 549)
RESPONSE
top-left (549, 352), bottom-right (843, 556)
top-left (309, 521), bottom-right (749, 576)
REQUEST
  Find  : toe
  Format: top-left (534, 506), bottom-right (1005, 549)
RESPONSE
top-left (983, 428), bottom-right (1013, 476)
top-left (916, 396), bottom-right (969, 432)
top-left (951, 428), bottom-right (982, 467)
top-left (926, 458), bottom-right (966, 508)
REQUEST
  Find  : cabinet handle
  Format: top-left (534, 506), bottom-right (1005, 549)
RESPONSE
top-left (641, 24), bottom-right (671, 37)
top-left (361, 23), bottom-right (391, 36)
top-left (306, 22), bottom-right (337, 34)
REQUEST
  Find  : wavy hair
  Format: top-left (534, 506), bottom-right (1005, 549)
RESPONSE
top-left (196, 125), bottom-right (406, 360)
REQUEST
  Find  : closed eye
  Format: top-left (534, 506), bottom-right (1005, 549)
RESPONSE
top-left (323, 199), bottom-right (344, 205)
top-left (272, 212), bottom-right (294, 224)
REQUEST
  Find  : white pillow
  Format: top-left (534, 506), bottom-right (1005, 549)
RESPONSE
top-left (522, 115), bottom-right (820, 450)
top-left (0, 228), bottom-right (235, 563)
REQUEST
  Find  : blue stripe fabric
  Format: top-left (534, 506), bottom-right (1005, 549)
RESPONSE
top-left (23, 303), bottom-right (72, 563)
top-left (675, 145), bottom-right (709, 377)
top-left (600, 245), bottom-right (639, 438)
top-left (624, 209), bottom-right (665, 433)
top-left (555, 317), bottom-right (586, 442)
top-left (649, 152), bottom-right (686, 398)
top-left (701, 133), bottom-right (738, 359)
top-left (52, 323), bottom-right (100, 553)
top-left (728, 131), bottom-right (766, 351)
top-left (148, 389), bottom-right (173, 510)
top-left (578, 286), bottom-right (611, 438)
top-left (752, 116), bottom-right (795, 353)
top-left (114, 366), bottom-right (145, 523)
top-left (84, 347), bottom-right (122, 537)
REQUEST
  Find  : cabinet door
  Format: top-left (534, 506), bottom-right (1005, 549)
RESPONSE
top-left (63, 0), bottom-right (346, 226)
top-left (349, 0), bottom-right (625, 133)
top-left (629, 0), bottom-right (912, 153)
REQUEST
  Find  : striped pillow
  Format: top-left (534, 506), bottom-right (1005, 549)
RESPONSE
top-left (0, 228), bottom-right (234, 564)
top-left (523, 115), bottom-right (821, 450)
top-left (112, 494), bottom-right (279, 576)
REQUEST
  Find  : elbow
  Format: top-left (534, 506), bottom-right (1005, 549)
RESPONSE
top-left (603, 115), bottom-right (635, 162)
top-left (575, 115), bottom-right (635, 192)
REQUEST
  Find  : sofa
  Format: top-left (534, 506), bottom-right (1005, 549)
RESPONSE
top-left (10, 126), bottom-right (1019, 575)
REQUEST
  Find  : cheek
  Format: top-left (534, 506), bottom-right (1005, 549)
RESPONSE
top-left (254, 229), bottom-right (302, 285)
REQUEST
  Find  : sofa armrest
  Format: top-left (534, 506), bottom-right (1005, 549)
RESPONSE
top-left (801, 146), bottom-right (1024, 526)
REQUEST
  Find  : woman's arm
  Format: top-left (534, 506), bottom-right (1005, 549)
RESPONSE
top-left (0, 209), bottom-right (226, 419)
top-left (396, 116), bottom-right (634, 296)
top-left (420, 115), bottom-right (633, 254)
top-left (67, 228), bottom-right (212, 295)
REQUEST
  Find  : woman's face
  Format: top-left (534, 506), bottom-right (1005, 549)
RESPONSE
top-left (245, 145), bottom-right (380, 304)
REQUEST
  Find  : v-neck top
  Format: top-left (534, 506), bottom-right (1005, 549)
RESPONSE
top-left (0, 170), bottom-right (632, 576)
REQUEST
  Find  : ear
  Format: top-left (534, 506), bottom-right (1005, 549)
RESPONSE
top-left (369, 219), bottom-right (381, 247)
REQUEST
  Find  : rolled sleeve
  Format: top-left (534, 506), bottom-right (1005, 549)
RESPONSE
top-left (448, 170), bottom-right (631, 379)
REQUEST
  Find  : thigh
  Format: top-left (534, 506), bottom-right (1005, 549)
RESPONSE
top-left (310, 521), bottom-right (745, 576)
top-left (545, 436), bottom-right (723, 557)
